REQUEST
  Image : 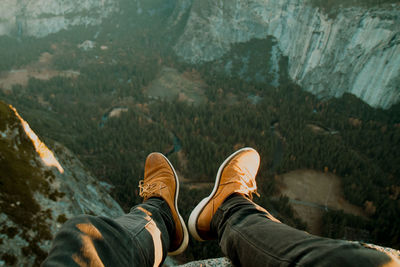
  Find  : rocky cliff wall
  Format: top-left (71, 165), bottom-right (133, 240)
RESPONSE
top-left (0, 101), bottom-right (123, 266)
top-left (0, 0), bottom-right (118, 37)
top-left (173, 0), bottom-right (400, 109)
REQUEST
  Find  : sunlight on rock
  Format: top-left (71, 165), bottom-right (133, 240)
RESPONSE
top-left (10, 105), bottom-right (64, 173)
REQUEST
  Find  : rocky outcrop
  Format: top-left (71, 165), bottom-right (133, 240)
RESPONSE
top-left (48, 141), bottom-right (124, 219)
top-left (0, 101), bottom-right (123, 266)
top-left (176, 257), bottom-right (233, 267)
top-left (173, 0), bottom-right (400, 109)
top-left (0, 0), bottom-right (118, 37)
top-left (163, 257), bottom-right (233, 267)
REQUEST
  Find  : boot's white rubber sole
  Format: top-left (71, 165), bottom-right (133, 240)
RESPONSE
top-left (188, 147), bottom-right (257, 241)
top-left (156, 153), bottom-right (189, 256)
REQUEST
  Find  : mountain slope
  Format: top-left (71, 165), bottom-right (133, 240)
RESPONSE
top-left (0, 101), bottom-right (123, 266)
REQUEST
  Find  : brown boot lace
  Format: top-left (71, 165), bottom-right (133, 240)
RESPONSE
top-left (139, 180), bottom-right (156, 198)
top-left (138, 180), bottom-right (167, 198)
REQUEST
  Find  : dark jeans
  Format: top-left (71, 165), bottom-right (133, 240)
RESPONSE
top-left (43, 196), bottom-right (397, 267)
top-left (212, 195), bottom-right (397, 267)
top-left (42, 198), bottom-right (174, 266)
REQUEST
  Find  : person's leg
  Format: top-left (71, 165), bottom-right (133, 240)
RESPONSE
top-left (115, 198), bottom-right (175, 266)
top-left (42, 198), bottom-right (173, 267)
top-left (212, 194), bottom-right (395, 267)
top-left (189, 147), bottom-right (398, 267)
top-left (43, 152), bottom-right (188, 266)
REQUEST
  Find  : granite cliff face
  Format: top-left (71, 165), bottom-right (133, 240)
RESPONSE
top-left (172, 0), bottom-right (400, 109)
top-left (0, 101), bottom-right (123, 266)
top-left (0, 0), bottom-right (118, 37)
top-left (1, 0), bottom-right (398, 108)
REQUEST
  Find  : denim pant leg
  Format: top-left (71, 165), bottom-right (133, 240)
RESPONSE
top-left (211, 195), bottom-right (394, 267)
top-left (43, 198), bottom-right (174, 267)
top-left (115, 198), bottom-right (174, 266)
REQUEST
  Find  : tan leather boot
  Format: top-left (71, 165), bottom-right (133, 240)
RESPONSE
top-left (139, 152), bottom-right (188, 255)
top-left (188, 147), bottom-right (261, 241)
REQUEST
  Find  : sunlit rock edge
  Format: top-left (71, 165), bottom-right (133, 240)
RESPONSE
top-left (0, 102), bottom-right (123, 266)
